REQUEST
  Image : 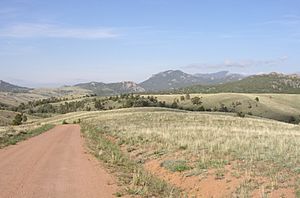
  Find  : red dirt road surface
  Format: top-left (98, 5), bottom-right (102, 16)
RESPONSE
top-left (0, 124), bottom-right (117, 198)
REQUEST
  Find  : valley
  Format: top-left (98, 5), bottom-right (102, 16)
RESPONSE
top-left (1, 70), bottom-right (300, 197)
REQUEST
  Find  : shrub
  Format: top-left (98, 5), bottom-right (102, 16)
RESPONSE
top-left (12, 114), bottom-right (23, 125)
top-left (171, 101), bottom-right (178, 108)
top-left (219, 103), bottom-right (229, 112)
top-left (288, 116), bottom-right (299, 124)
top-left (191, 97), bottom-right (202, 105)
top-left (237, 112), bottom-right (245, 118)
top-left (62, 120), bottom-right (68, 124)
top-left (95, 100), bottom-right (104, 110)
top-left (197, 106), bottom-right (205, 111)
top-left (22, 115), bottom-right (27, 122)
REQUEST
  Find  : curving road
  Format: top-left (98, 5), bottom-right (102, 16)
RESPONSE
top-left (0, 124), bottom-right (117, 198)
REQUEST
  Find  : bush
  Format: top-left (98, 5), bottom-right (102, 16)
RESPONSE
top-left (219, 103), bottom-right (229, 112)
top-left (197, 106), bottom-right (205, 111)
top-left (62, 120), bottom-right (68, 124)
top-left (170, 101), bottom-right (178, 108)
top-left (22, 115), bottom-right (27, 122)
top-left (12, 114), bottom-right (23, 125)
top-left (95, 100), bottom-right (104, 110)
top-left (288, 116), bottom-right (299, 124)
top-left (191, 97), bottom-right (202, 105)
top-left (236, 112), bottom-right (245, 118)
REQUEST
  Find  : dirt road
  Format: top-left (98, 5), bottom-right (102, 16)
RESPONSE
top-left (0, 124), bottom-right (117, 198)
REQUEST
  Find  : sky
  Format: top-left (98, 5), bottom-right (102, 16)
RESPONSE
top-left (0, 0), bottom-right (299, 87)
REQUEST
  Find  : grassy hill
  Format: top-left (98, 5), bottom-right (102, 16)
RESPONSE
top-left (0, 86), bottom-right (92, 107)
top-left (0, 110), bottom-right (19, 126)
top-left (9, 92), bottom-right (299, 124)
top-left (78, 108), bottom-right (299, 197)
top-left (0, 110), bottom-right (36, 126)
top-left (1, 107), bottom-right (299, 196)
top-left (75, 81), bottom-right (145, 96)
top-left (149, 93), bottom-right (300, 123)
top-left (180, 73), bottom-right (300, 94)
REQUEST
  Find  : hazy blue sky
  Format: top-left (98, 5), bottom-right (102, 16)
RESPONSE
top-left (0, 0), bottom-right (299, 87)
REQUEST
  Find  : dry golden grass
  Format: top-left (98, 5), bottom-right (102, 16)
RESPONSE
top-left (145, 93), bottom-right (300, 122)
top-left (81, 107), bottom-right (300, 196)
top-left (1, 106), bottom-right (299, 196)
top-left (83, 107), bottom-right (300, 168)
top-left (0, 92), bottom-right (46, 107)
top-left (0, 86), bottom-right (91, 107)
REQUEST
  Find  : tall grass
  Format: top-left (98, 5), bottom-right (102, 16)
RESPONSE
top-left (84, 108), bottom-right (299, 169)
top-left (81, 107), bottom-right (300, 195)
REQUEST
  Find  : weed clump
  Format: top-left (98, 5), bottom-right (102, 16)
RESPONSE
top-left (161, 160), bottom-right (190, 172)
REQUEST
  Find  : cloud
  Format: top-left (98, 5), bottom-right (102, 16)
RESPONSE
top-left (260, 15), bottom-right (300, 26)
top-left (184, 56), bottom-right (288, 70)
top-left (0, 23), bottom-right (119, 39)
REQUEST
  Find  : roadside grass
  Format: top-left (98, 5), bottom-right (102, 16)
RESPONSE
top-left (81, 107), bottom-right (300, 196)
top-left (0, 124), bottom-right (55, 148)
top-left (80, 121), bottom-right (181, 197)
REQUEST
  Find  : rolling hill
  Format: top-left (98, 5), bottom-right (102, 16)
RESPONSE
top-left (0, 86), bottom-right (92, 107)
top-left (150, 93), bottom-right (300, 123)
top-left (75, 81), bottom-right (145, 96)
top-left (179, 73), bottom-right (300, 94)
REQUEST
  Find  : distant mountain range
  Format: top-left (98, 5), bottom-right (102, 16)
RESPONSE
top-left (179, 72), bottom-right (300, 94)
top-left (1, 70), bottom-right (300, 95)
top-left (140, 70), bottom-right (244, 91)
top-left (0, 80), bottom-right (32, 93)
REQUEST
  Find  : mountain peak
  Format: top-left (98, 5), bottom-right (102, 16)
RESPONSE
top-left (139, 70), bottom-right (245, 91)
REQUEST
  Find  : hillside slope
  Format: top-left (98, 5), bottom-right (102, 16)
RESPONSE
top-left (75, 81), bottom-right (145, 96)
top-left (80, 108), bottom-right (300, 197)
top-left (140, 70), bottom-right (244, 91)
top-left (152, 93), bottom-right (300, 123)
top-left (180, 73), bottom-right (300, 94)
top-left (0, 80), bottom-right (31, 93)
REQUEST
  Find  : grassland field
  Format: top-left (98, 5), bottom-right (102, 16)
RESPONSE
top-left (0, 86), bottom-right (91, 107)
top-left (80, 107), bottom-right (300, 197)
top-left (1, 105), bottom-right (299, 197)
top-left (1, 92), bottom-right (300, 197)
top-left (144, 93), bottom-right (300, 123)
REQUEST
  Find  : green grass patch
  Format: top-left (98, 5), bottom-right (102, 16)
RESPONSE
top-left (0, 124), bottom-right (55, 148)
top-left (161, 160), bottom-right (190, 172)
